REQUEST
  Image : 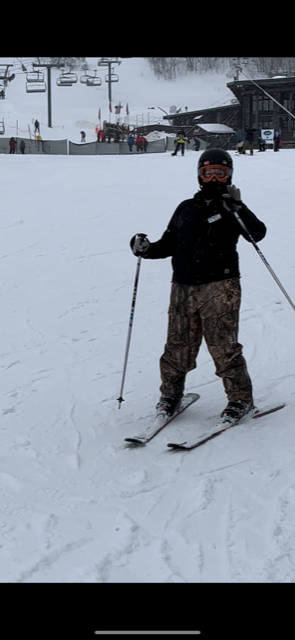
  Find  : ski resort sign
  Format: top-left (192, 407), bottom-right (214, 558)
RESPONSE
top-left (261, 129), bottom-right (274, 144)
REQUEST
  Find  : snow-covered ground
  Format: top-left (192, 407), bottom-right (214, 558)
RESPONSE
top-left (1, 60), bottom-right (295, 627)
top-left (2, 147), bottom-right (295, 585)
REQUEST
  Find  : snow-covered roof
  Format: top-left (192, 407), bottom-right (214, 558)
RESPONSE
top-left (195, 123), bottom-right (235, 133)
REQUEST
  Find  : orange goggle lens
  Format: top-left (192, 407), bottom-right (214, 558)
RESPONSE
top-left (199, 164), bottom-right (230, 182)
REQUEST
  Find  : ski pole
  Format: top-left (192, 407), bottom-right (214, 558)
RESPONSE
top-left (117, 238), bottom-right (146, 408)
top-left (233, 209), bottom-right (295, 312)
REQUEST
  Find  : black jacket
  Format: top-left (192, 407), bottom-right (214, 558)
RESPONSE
top-left (144, 192), bottom-right (266, 285)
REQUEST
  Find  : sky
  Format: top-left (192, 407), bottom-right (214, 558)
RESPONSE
top-left (0, 56), bottom-right (294, 636)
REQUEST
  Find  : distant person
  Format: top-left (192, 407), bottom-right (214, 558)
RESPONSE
top-left (135, 134), bottom-right (144, 152)
top-left (127, 133), bottom-right (135, 152)
top-left (9, 137), bottom-right (16, 154)
top-left (105, 127), bottom-right (112, 143)
top-left (235, 129), bottom-right (244, 154)
top-left (142, 135), bottom-right (149, 152)
top-left (99, 130), bottom-right (106, 142)
top-left (273, 128), bottom-right (281, 152)
top-left (20, 140), bottom-right (26, 154)
top-left (34, 119), bottom-right (40, 135)
top-left (80, 131), bottom-right (86, 142)
top-left (257, 136), bottom-right (266, 152)
top-left (243, 125), bottom-right (256, 156)
top-left (171, 129), bottom-right (189, 156)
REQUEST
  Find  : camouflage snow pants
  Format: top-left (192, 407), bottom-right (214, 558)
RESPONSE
top-left (159, 279), bottom-right (253, 404)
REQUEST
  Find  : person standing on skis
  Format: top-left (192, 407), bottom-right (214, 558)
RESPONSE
top-left (130, 148), bottom-right (266, 423)
top-left (171, 129), bottom-right (189, 156)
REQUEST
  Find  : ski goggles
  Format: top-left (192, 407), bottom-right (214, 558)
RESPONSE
top-left (198, 164), bottom-right (231, 182)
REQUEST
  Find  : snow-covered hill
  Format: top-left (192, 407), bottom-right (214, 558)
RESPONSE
top-left (0, 57), bottom-right (234, 142)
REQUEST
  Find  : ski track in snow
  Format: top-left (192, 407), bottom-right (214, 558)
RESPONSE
top-left (1, 110), bottom-right (295, 580)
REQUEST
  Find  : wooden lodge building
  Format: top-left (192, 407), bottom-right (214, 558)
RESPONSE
top-left (162, 75), bottom-right (295, 149)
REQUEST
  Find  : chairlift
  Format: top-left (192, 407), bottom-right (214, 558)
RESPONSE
top-left (56, 76), bottom-right (73, 86)
top-left (0, 118), bottom-right (5, 134)
top-left (56, 71), bottom-right (77, 87)
top-left (86, 76), bottom-right (102, 87)
top-left (26, 71), bottom-right (45, 83)
top-left (80, 74), bottom-right (92, 84)
top-left (105, 74), bottom-right (119, 83)
top-left (64, 72), bottom-right (78, 83)
top-left (26, 81), bottom-right (47, 93)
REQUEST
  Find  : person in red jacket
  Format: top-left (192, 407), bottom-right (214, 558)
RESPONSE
top-left (99, 129), bottom-right (106, 142)
top-left (9, 137), bottom-right (16, 154)
top-left (135, 134), bottom-right (144, 152)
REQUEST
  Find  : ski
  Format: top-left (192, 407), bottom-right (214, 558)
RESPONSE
top-left (124, 393), bottom-right (200, 445)
top-left (167, 403), bottom-right (286, 451)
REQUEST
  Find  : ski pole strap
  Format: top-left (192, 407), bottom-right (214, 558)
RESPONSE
top-left (233, 210), bottom-right (295, 312)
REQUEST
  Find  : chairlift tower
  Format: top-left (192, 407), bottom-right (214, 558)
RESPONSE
top-left (97, 58), bottom-right (121, 119)
top-left (232, 58), bottom-right (248, 81)
top-left (0, 64), bottom-right (15, 98)
top-left (32, 62), bottom-right (65, 128)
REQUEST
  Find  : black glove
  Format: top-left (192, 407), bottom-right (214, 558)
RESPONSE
top-left (130, 233), bottom-right (150, 257)
top-left (222, 184), bottom-right (242, 212)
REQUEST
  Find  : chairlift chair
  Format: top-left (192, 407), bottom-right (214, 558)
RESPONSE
top-left (86, 76), bottom-right (102, 87)
top-left (63, 72), bottom-right (78, 83)
top-left (26, 71), bottom-right (45, 83)
top-left (105, 74), bottom-right (119, 83)
top-left (56, 77), bottom-right (73, 86)
top-left (26, 81), bottom-right (47, 93)
top-left (0, 118), bottom-right (5, 134)
top-left (80, 74), bottom-right (92, 84)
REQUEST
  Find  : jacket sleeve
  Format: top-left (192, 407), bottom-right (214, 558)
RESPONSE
top-left (233, 202), bottom-right (267, 243)
top-left (143, 210), bottom-right (179, 259)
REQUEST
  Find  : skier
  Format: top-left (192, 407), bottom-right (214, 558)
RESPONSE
top-left (273, 128), bottom-right (281, 152)
top-left (130, 148), bottom-right (266, 422)
top-left (257, 136), bottom-right (266, 152)
top-left (34, 119), bottom-right (40, 135)
top-left (80, 131), bottom-right (86, 142)
top-left (9, 137), bottom-right (16, 154)
top-left (20, 140), bottom-right (26, 154)
top-left (243, 125), bottom-right (256, 155)
top-left (171, 129), bottom-right (189, 156)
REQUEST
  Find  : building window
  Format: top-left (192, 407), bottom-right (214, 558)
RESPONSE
top-left (259, 120), bottom-right (273, 130)
top-left (281, 91), bottom-right (289, 109)
top-left (279, 116), bottom-right (288, 131)
top-left (258, 96), bottom-right (273, 111)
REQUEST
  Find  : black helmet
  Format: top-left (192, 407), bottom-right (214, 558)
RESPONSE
top-left (198, 148), bottom-right (233, 185)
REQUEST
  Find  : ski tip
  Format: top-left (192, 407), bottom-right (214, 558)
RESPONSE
top-left (167, 442), bottom-right (188, 449)
top-left (124, 437), bottom-right (146, 445)
top-left (252, 403), bottom-right (286, 418)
